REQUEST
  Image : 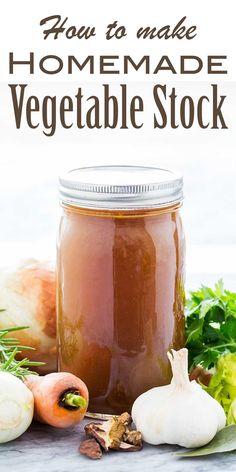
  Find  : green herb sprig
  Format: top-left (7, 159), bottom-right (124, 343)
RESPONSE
top-left (0, 320), bottom-right (45, 379)
top-left (185, 280), bottom-right (236, 370)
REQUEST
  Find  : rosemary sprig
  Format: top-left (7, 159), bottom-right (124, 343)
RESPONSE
top-left (0, 323), bottom-right (45, 379)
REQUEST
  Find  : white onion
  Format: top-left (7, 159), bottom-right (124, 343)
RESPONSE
top-left (0, 372), bottom-right (34, 443)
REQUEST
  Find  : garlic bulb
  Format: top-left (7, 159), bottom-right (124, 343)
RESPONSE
top-left (132, 348), bottom-right (226, 448)
top-left (0, 372), bottom-right (34, 443)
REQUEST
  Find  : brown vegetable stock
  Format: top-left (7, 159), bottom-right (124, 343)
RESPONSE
top-left (57, 204), bottom-right (185, 414)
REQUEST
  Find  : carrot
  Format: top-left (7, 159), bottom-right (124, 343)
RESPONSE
top-left (24, 372), bottom-right (89, 428)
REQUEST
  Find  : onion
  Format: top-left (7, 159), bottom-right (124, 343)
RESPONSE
top-left (0, 372), bottom-right (34, 443)
top-left (0, 259), bottom-right (56, 373)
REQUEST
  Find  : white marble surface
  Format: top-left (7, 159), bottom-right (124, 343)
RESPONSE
top-left (0, 419), bottom-right (235, 472)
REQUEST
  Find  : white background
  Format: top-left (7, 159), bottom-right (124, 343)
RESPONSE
top-left (0, 0), bottom-right (235, 289)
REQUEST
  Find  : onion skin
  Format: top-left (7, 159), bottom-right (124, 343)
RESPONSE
top-left (24, 372), bottom-right (89, 428)
top-left (0, 259), bottom-right (56, 373)
top-left (189, 366), bottom-right (212, 386)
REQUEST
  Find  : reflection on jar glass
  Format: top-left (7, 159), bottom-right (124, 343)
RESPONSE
top-left (57, 166), bottom-right (185, 414)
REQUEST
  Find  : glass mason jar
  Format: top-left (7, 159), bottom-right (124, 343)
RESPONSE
top-left (57, 165), bottom-right (185, 414)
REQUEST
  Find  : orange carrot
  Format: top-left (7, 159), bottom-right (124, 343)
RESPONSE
top-left (24, 372), bottom-right (89, 428)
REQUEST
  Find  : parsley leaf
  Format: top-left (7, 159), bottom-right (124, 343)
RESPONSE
top-left (185, 280), bottom-right (236, 370)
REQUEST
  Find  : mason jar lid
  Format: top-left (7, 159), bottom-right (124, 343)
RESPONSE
top-left (59, 165), bottom-right (183, 210)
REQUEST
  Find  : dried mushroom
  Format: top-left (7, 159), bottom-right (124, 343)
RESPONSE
top-left (119, 441), bottom-right (142, 452)
top-left (85, 417), bottom-right (125, 450)
top-left (123, 429), bottom-right (142, 446)
top-left (79, 438), bottom-right (102, 459)
top-left (83, 412), bottom-right (143, 457)
top-left (119, 412), bottom-right (132, 426)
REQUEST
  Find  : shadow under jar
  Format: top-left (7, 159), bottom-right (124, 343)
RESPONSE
top-left (57, 165), bottom-right (185, 414)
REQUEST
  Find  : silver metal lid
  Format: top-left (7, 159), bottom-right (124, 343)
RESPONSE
top-left (59, 165), bottom-right (183, 210)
